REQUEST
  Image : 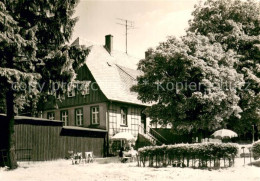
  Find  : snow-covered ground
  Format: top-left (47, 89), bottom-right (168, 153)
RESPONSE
top-left (0, 157), bottom-right (259, 181)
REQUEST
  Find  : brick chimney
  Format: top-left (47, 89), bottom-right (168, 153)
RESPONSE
top-left (145, 51), bottom-right (149, 59)
top-left (145, 48), bottom-right (153, 59)
top-left (105, 34), bottom-right (113, 54)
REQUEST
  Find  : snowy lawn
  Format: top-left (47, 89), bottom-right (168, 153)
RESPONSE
top-left (0, 157), bottom-right (259, 181)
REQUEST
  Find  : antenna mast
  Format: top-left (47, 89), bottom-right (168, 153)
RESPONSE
top-left (116, 18), bottom-right (135, 54)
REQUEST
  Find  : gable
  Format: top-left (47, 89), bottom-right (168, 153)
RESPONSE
top-left (85, 45), bottom-right (149, 106)
top-left (43, 64), bottom-right (108, 110)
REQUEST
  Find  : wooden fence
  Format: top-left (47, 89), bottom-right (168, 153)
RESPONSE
top-left (0, 115), bottom-right (107, 163)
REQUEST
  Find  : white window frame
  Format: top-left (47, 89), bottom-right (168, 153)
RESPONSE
top-left (79, 81), bottom-right (90, 95)
top-left (91, 106), bottom-right (99, 125)
top-left (120, 107), bottom-right (127, 126)
top-left (47, 112), bottom-right (55, 120)
top-left (61, 110), bottom-right (69, 126)
top-left (75, 108), bottom-right (83, 126)
top-left (67, 89), bottom-right (75, 97)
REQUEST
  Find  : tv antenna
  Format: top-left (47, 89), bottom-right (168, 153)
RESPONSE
top-left (116, 18), bottom-right (135, 54)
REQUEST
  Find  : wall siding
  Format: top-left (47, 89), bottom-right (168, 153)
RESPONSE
top-left (13, 123), bottom-right (105, 161)
top-left (0, 115), bottom-right (106, 163)
top-left (43, 102), bottom-right (107, 129)
top-left (44, 64), bottom-right (107, 110)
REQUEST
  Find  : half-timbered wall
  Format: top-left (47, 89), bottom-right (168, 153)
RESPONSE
top-left (108, 102), bottom-right (145, 138)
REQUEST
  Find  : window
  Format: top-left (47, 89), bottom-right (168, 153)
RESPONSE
top-left (68, 89), bottom-right (75, 97)
top-left (109, 109), bottom-right (117, 137)
top-left (55, 92), bottom-right (61, 100)
top-left (75, 108), bottom-right (83, 126)
top-left (120, 107), bottom-right (127, 126)
top-left (61, 110), bottom-right (69, 126)
top-left (80, 81), bottom-right (90, 95)
top-left (91, 106), bottom-right (99, 125)
top-left (47, 112), bottom-right (55, 120)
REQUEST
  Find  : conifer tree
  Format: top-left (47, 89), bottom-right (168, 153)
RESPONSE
top-left (0, 0), bottom-right (88, 169)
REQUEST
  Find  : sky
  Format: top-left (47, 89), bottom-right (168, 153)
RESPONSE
top-left (71, 0), bottom-right (201, 59)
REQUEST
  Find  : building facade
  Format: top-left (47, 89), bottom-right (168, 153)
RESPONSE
top-left (41, 35), bottom-right (151, 155)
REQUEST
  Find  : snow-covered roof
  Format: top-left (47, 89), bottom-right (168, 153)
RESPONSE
top-left (74, 37), bottom-right (149, 106)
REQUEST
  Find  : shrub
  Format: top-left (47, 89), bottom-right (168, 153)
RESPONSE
top-left (138, 143), bottom-right (239, 168)
top-left (252, 140), bottom-right (260, 160)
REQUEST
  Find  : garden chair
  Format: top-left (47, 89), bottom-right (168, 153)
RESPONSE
top-left (68, 151), bottom-right (75, 165)
top-left (129, 148), bottom-right (138, 162)
top-left (68, 151), bottom-right (83, 165)
top-left (74, 152), bottom-right (83, 164)
top-left (120, 151), bottom-right (132, 163)
top-left (85, 151), bottom-right (94, 163)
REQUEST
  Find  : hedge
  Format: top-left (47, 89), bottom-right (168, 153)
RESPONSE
top-left (137, 143), bottom-right (239, 168)
top-left (252, 140), bottom-right (260, 160)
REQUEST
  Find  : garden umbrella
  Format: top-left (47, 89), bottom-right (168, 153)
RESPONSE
top-left (212, 129), bottom-right (238, 139)
top-left (111, 132), bottom-right (135, 141)
top-left (111, 132), bottom-right (136, 147)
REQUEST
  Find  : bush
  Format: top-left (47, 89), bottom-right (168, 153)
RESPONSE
top-left (252, 140), bottom-right (260, 160)
top-left (138, 143), bottom-right (239, 168)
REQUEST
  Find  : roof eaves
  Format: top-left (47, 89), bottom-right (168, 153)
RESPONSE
top-left (0, 114), bottom-right (63, 123)
top-left (63, 126), bottom-right (108, 132)
top-left (108, 99), bottom-right (151, 107)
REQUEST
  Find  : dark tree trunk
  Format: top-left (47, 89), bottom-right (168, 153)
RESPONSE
top-left (6, 90), bottom-right (18, 169)
top-left (254, 124), bottom-right (259, 141)
top-left (198, 129), bottom-right (203, 143)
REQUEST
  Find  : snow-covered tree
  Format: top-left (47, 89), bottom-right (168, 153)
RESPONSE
top-left (0, 0), bottom-right (88, 169)
top-left (132, 33), bottom-right (244, 134)
top-left (189, 0), bottom-right (260, 137)
top-left (132, 0), bottom-right (259, 138)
